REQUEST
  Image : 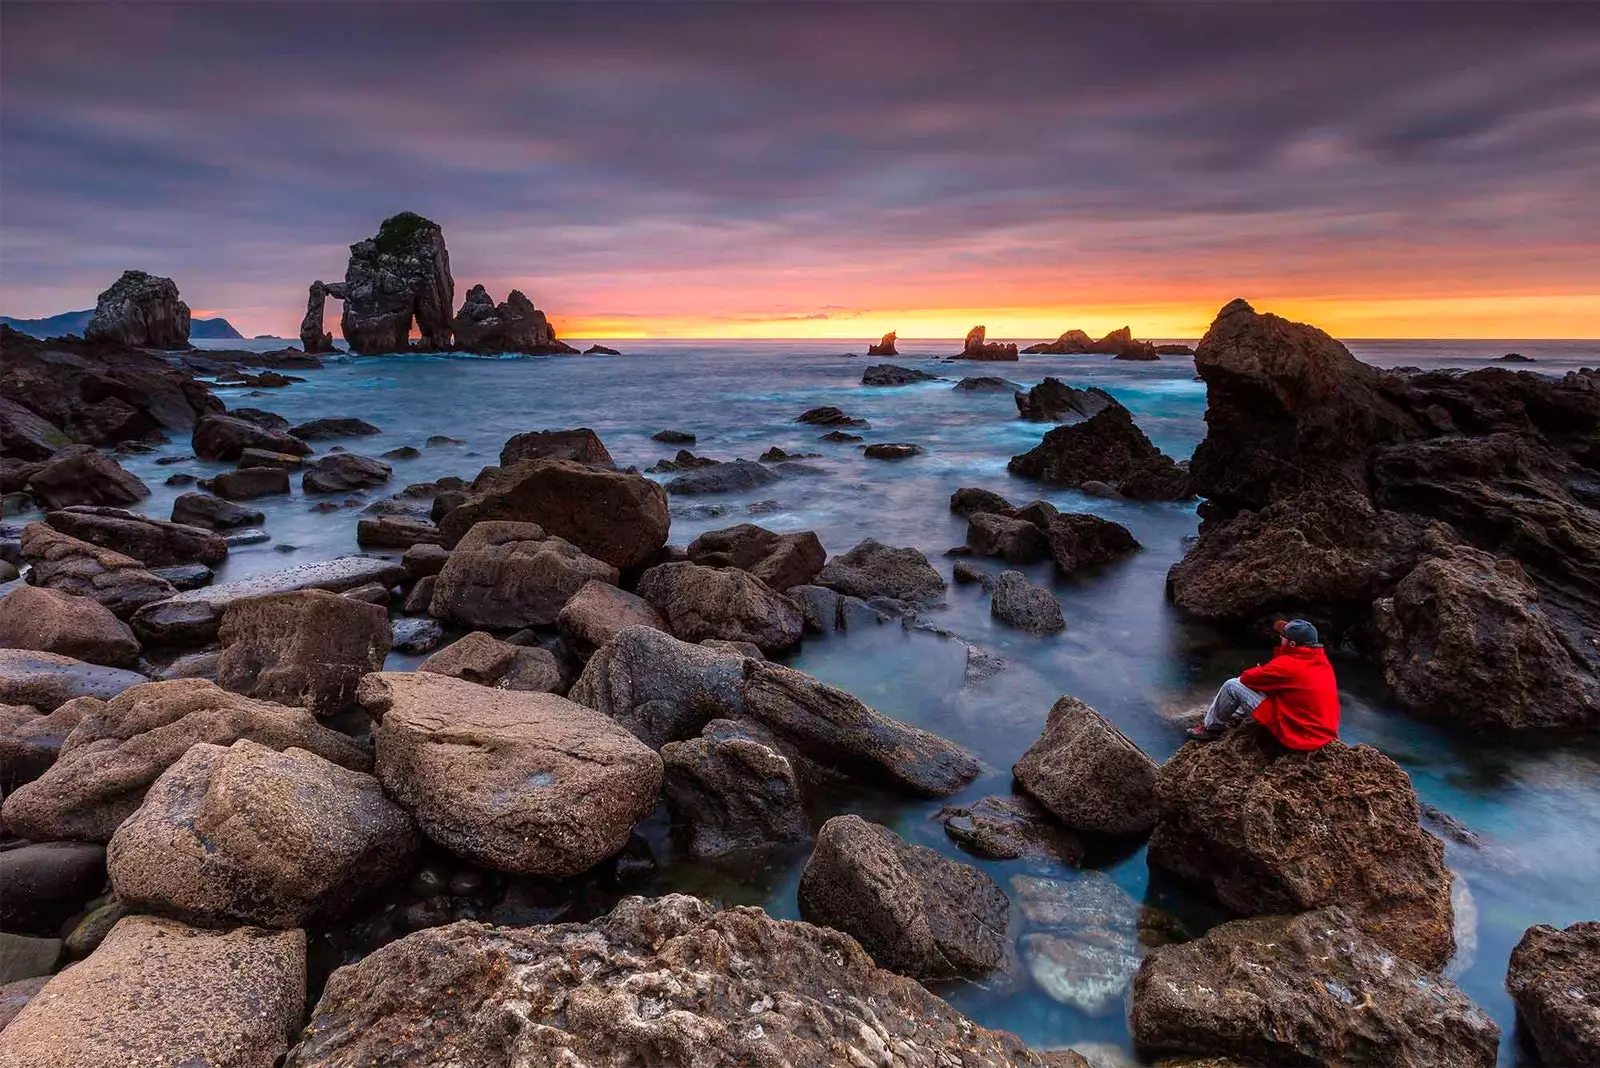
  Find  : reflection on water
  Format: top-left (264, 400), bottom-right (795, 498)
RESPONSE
top-left (36, 336), bottom-right (1598, 1064)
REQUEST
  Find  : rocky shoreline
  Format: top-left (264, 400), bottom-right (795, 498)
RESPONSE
top-left (0, 299), bottom-right (1595, 1066)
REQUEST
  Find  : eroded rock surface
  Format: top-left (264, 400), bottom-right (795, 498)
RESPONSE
top-left (1506, 921), bottom-right (1600, 1067)
top-left (636, 561), bottom-right (803, 655)
top-left (1014, 696), bottom-right (1159, 835)
top-left (84, 270), bottom-right (190, 349)
top-left (216, 589), bottom-right (391, 715)
top-left (661, 718), bottom-right (810, 858)
top-left (429, 520), bottom-right (617, 629)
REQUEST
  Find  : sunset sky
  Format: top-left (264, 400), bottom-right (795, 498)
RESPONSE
top-left (2, 2), bottom-right (1597, 340)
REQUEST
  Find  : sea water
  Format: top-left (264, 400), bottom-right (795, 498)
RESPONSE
top-left (44, 336), bottom-right (1600, 1065)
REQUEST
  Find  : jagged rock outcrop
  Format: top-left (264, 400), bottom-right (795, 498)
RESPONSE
top-left (816, 538), bottom-right (946, 602)
top-left (1022, 326), bottom-right (1157, 360)
top-left (991, 571), bottom-right (1066, 633)
top-left (1010, 401), bottom-right (1190, 499)
top-left (1046, 513), bottom-right (1141, 574)
top-left (192, 413), bottom-right (310, 461)
top-left (338, 212), bottom-right (454, 354)
top-left (299, 280), bottom-right (337, 353)
top-left (84, 270), bottom-right (191, 349)
top-left (282, 895), bottom-right (1074, 1068)
top-left (1506, 921), bottom-right (1600, 1066)
top-left (499, 427), bottom-right (612, 467)
top-left (1014, 378), bottom-right (1117, 421)
top-left (451, 284), bottom-right (575, 355)
top-left (955, 325), bottom-right (1018, 361)
top-left (867, 331), bottom-right (898, 356)
top-left (23, 449), bottom-right (150, 509)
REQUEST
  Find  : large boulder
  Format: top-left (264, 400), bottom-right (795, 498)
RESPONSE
top-left (499, 427), bottom-right (612, 468)
top-left (660, 718), bottom-right (810, 858)
top-left (340, 212), bottom-right (454, 354)
top-left (0, 916), bottom-right (304, 1068)
top-left (863, 363), bottom-right (935, 386)
top-left (1009, 402), bottom-right (1190, 500)
top-left (216, 589), bottom-right (391, 715)
top-left (302, 452), bottom-right (392, 493)
top-left (192, 413), bottom-right (311, 461)
top-left (23, 450), bottom-right (150, 509)
top-left (950, 486), bottom-right (1014, 516)
top-left (418, 630), bottom-right (562, 693)
top-left (1014, 378), bottom-right (1116, 421)
top-left (567, 626), bottom-right (747, 748)
top-left (0, 698), bottom-right (92, 789)
top-left (685, 523), bottom-right (826, 591)
top-left (966, 512), bottom-right (1049, 564)
top-left (170, 491), bottom-right (264, 530)
top-left (636, 561), bottom-right (804, 655)
top-left (283, 894), bottom-right (1069, 1068)
top-left (798, 814), bottom-right (1009, 980)
top-left (1045, 513), bottom-right (1141, 574)
top-left (451, 284), bottom-right (574, 355)
top-left (815, 538), bottom-right (946, 602)
top-left (555, 580), bottom-right (669, 659)
top-left (201, 465), bottom-right (290, 500)
top-left (0, 650), bottom-right (146, 712)
top-left (108, 738), bottom-right (418, 927)
top-left (1147, 722), bottom-right (1455, 969)
top-left (1130, 908), bottom-right (1498, 1067)
top-left (45, 505), bottom-right (227, 566)
top-left (429, 520), bottom-right (618, 629)
top-left (1013, 696), bottom-right (1159, 835)
top-left (0, 585), bottom-right (140, 667)
top-left (1506, 921), bottom-right (1600, 1067)
top-left (438, 458), bottom-right (670, 569)
top-left (362, 671), bottom-right (662, 876)
top-left (83, 270), bottom-right (190, 348)
top-left (0, 678), bottom-right (370, 842)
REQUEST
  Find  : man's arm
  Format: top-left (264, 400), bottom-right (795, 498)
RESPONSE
top-left (1240, 655), bottom-right (1294, 693)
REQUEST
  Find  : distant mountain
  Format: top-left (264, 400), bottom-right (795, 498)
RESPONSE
top-left (0, 309), bottom-right (243, 340)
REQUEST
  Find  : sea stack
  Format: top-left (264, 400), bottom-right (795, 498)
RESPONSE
top-left (452, 284), bottom-right (576, 355)
top-left (867, 331), bottom-right (898, 356)
top-left (338, 212), bottom-right (454, 354)
top-left (84, 271), bottom-right (190, 349)
top-left (956, 326), bottom-right (1018, 361)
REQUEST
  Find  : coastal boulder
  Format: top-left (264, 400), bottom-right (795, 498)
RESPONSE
top-left (1506, 921), bottom-right (1600, 1067)
top-left (1013, 696), bottom-right (1159, 835)
top-left (0, 652), bottom-right (145, 713)
top-left (83, 270), bottom-right (190, 349)
top-left (685, 523), bottom-right (826, 591)
top-left (24, 450), bottom-right (150, 509)
top-left (966, 511), bottom-right (1049, 563)
top-left (636, 561), bottom-right (804, 655)
top-left (0, 699), bottom-right (92, 789)
top-left (660, 718), bottom-right (810, 857)
top-left (302, 452), bottom-right (391, 493)
top-left (990, 570), bottom-right (1065, 634)
top-left (429, 520), bottom-right (618, 629)
top-left (1009, 402), bottom-right (1190, 500)
top-left (46, 505), bottom-right (227, 566)
top-left (863, 363), bottom-right (936, 386)
top-left (216, 589), bottom-right (391, 716)
top-left (202, 465), bottom-right (289, 500)
top-left (798, 814), bottom-right (1009, 981)
top-left (0, 585), bottom-right (140, 667)
top-left (0, 678), bottom-right (370, 842)
top-left (418, 630), bottom-right (562, 693)
top-left (282, 895), bottom-right (1066, 1068)
top-left (438, 458), bottom-right (670, 569)
top-left (1147, 722), bottom-right (1455, 969)
top-left (1045, 512), bottom-right (1141, 574)
top-left (0, 916), bottom-right (304, 1068)
top-left (355, 513), bottom-right (440, 549)
top-left (192, 413), bottom-right (311, 461)
top-left (1014, 378), bottom-right (1115, 422)
top-left (951, 486), bottom-right (1014, 516)
top-left (797, 405), bottom-right (868, 427)
top-left (499, 427), bottom-right (612, 468)
top-left (936, 794), bottom-right (1085, 863)
top-left (108, 738), bottom-right (418, 927)
top-left (19, 522), bottom-right (176, 617)
top-left (288, 417), bottom-right (381, 440)
top-left (340, 212), bottom-right (454, 354)
top-left (567, 626), bottom-right (746, 748)
top-left (816, 538), bottom-right (946, 602)
top-left (170, 491), bottom-right (264, 530)
top-left (362, 671), bottom-right (663, 875)
top-left (555, 580), bottom-right (669, 659)
top-left (664, 458), bottom-right (780, 495)
top-left (1131, 908), bottom-right (1498, 1067)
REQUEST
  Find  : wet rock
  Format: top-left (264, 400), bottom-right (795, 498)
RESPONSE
top-left (0, 650), bottom-right (147, 712)
top-left (216, 589), bottom-right (390, 716)
top-left (336, 212), bottom-right (453, 353)
top-left (652, 429), bottom-right (696, 444)
top-left (439, 458), bottom-right (670, 569)
top-left (967, 511), bottom-right (1049, 563)
top-left (583, 344), bottom-right (620, 355)
top-left (430, 520), bottom-right (617, 630)
top-left (0, 841), bottom-right (106, 932)
top-left (1014, 696), bottom-right (1158, 834)
top-left (1009, 402), bottom-right (1190, 499)
top-left (799, 814), bottom-right (1009, 981)
top-left (0, 934), bottom-right (60, 984)
top-left (660, 718), bottom-right (810, 858)
top-left (0, 399), bottom-right (71, 462)
top-left (818, 429), bottom-right (864, 442)
top-left (499, 427), bottom-right (613, 468)
top-left (954, 375), bottom-right (1022, 392)
top-left (361, 671), bottom-right (662, 875)
top-left (418, 630), bottom-right (563, 693)
top-left (955, 325), bottom-right (1019, 361)
top-left (170, 490), bottom-right (263, 529)
top-left (0, 678), bottom-right (369, 841)
top-left (1046, 513), bottom-right (1141, 574)
top-left (1023, 326), bottom-right (1158, 361)
top-left (637, 561), bottom-right (803, 655)
top-left (1506, 921), bottom-right (1600, 1067)
top-left (302, 452), bottom-right (391, 493)
top-left (867, 331), bottom-right (898, 356)
top-left (863, 364), bottom-right (936, 386)
top-left (237, 446), bottom-right (304, 469)
top-left (0, 584), bottom-right (140, 668)
top-left (1147, 722), bottom-right (1455, 968)
top-left (1013, 872), bottom-right (1144, 1015)
top-left (951, 486), bottom-right (1014, 516)
top-left (1130, 908), bottom-right (1498, 1067)
top-left (289, 417), bottom-right (381, 440)
top-left (425, 434), bottom-right (465, 447)
top-left (83, 270), bottom-right (190, 348)
top-left (936, 794), bottom-right (1085, 863)
top-left (401, 541), bottom-right (449, 578)
top-left (555, 579), bottom-right (668, 658)
top-left (648, 448), bottom-right (719, 473)
top-left (109, 738), bottom-right (418, 927)
top-left (797, 405), bottom-right (869, 427)
top-left (230, 407), bottom-right (291, 430)
top-left (283, 894), bottom-right (1063, 1068)
top-left (356, 514), bottom-right (441, 549)
top-left (863, 442), bottom-right (924, 460)
top-left (817, 538), bottom-right (945, 602)
top-left (685, 523), bottom-right (826, 591)
top-left (665, 458), bottom-right (780, 495)
top-left (390, 616), bottom-right (443, 654)
top-left (568, 626), bottom-right (747, 747)
top-left (1014, 378), bottom-right (1117, 422)
top-left (451, 284), bottom-right (573, 355)
top-left (132, 555), bottom-right (404, 645)
top-left (0, 698), bottom-right (89, 788)
top-left (202, 465), bottom-right (291, 500)
top-left (192, 413), bottom-right (310, 461)
top-left (0, 915), bottom-right (305, 1068)
top-left (24, 449), bottom-right (151, 510)
top-left (991, 570), bottom-right (1065, 633)
top-left (47, 504), bottom-right (227, 567)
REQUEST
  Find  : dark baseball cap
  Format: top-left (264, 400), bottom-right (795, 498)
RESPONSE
top-left (1283, 619), bottom-right (1321, 646)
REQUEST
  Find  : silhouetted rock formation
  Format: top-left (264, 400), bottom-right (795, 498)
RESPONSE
top-left (85, 271), bottom-right (190, 349)
top-left (298, 281), bottom-right (339, 354)
top-left (954, 326), bottom-right (1018, 361)
top-left (1022, 326), bottom-right (1159, 360)
top-left (1014, 378), bottom-right (1116, 421)
top-left (867, 331), bottom-right (898, 356)
top-left (338, 212), bottom-right (454, 354)
top-left (1009, 400), bottom-right (1190, 500)
top-left (451, 284), bottom-right (575, 355)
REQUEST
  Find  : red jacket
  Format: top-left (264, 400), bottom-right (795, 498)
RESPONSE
top-left (1240, 644), bottom-right (1341, 751)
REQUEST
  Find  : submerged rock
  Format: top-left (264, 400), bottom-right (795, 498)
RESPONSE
top-left (661, 718), bottom-right (810, 858)
top-left (216, 589), bottom-right (391, 716)
top-left (1014, 696), bottom-right (1159, 835)
top-left (290, 416), bottom-right (381, 439)
top-left (664, 457), bottom-right (780, 494)
top-left (936, 793), bottom-right (1084, 863)
top-left (797, 405), bottom-right (868, 427)
top-left (863, 363), bottom-right (936, 386)
top-left (799, 814), bottom-right (1009, 981)
top-left (863, 442), bottom-right (924, 460)
top-left (1506, 921), bottom-right (1600, 1067)
top-left (1013, 872), bottom-right (1145, 1015)
top-left (83, 270), bottom-right (191, 349)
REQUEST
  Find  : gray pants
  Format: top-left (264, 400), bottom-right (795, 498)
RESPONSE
top-left (1203, 677), bottom-right (1265, 728)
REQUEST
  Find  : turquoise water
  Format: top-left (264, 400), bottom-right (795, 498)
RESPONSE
top-left (40, 336), bottom-right (1600, 1064)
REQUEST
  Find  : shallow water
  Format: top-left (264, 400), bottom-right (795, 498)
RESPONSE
top-left (39, 336), bottom-right (1600, 1064)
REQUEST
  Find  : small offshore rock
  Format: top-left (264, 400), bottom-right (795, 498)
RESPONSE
top-left (863, 442), bottom-right (923, 460)
top-left (991, 570), bottom-right (1066, 633)
top-left (170, 491), bottom-right (264, 530)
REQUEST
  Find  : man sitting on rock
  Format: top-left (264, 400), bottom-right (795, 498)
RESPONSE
top-left (1186, 619), bottom-right (1340, 749)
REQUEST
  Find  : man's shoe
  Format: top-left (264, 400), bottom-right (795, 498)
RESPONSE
top-left (1185, 722), bottom-right (1228, 743)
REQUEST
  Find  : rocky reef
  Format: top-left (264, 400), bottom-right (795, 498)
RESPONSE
top-left (954, 325), bottom-right (1018, 361)
top-left (84, 270), bottom-right (190, 349)
top-left (1022, 326), bottom-right (1161, 360)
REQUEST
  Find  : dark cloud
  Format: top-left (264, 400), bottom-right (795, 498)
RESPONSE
top-left (1, 1), bottom-right (1596, 331)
